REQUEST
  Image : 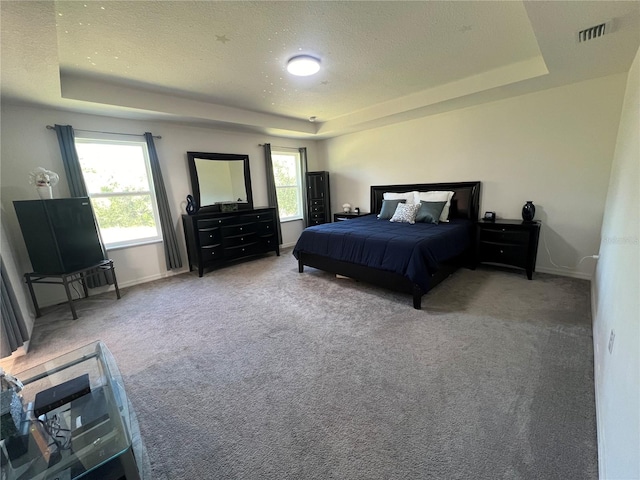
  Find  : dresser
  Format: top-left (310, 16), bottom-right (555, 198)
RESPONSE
top-left (476, 219), bottom-right (541, 279)
top-left (182, 207), bottom-right (279, 277)
top-left (306, 171), bottom-right (331, 225)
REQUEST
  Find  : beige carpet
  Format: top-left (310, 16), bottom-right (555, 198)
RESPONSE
top-left (4, 249), bottom-right (598, 479)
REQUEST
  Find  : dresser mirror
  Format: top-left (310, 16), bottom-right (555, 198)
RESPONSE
top-left (187, 152), bottom-right (253, 212)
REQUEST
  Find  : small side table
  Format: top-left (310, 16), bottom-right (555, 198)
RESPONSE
top-left (334, 212), bottom-right (370, 222)
top-left (476, 220), bottom-right (541, 279)
top-left (24, 259), bottom-right (121, 320)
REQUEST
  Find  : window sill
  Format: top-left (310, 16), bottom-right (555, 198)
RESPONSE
top-left (105, 238), bottom-right (163, 251)
top-left (280, 217), bottom-right (303, 224)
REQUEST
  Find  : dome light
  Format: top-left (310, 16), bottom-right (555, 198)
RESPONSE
top-left (287, 55), bottom-right (321, 76)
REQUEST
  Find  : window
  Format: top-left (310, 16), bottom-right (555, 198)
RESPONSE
top-left (272, 150), bottom-right (303, 221)
top-left (75, 138), bottom-right (162, 249)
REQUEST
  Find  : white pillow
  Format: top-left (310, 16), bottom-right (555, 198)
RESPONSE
top-left (389, 203), bottom-right (420, 224)
top-left (383, 191), bottom-right (417, 205)
top-left (415, 191), bottom-right (455, 222)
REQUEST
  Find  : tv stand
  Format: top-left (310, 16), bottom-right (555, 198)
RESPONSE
top-left (24, 260), bottom-right (120, 320)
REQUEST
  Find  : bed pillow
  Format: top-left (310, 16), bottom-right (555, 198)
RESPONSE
top-left (415, 191), bottom-right (455, 222)
top-left (389, 203), bottom-right (420, 224)
top-left (378, 199), bottom-right (406, 220)
top-left (415, 201), bottom-right (446, 224)
top-left (383, 191), bottom-right (417, 205)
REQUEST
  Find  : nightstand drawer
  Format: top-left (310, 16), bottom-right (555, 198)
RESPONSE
top-left (479, 242), bottom-right (528, 269)
top-left (480, 227), bottom-right (529, 244)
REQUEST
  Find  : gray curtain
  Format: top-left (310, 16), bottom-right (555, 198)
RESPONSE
top-left (54, 124), bottom-right (88, 197)
top-left (54, 124), bottom-right (112, 287)
top-left (299, 147), bottom-right (309, 228)
top-left (263, 143), bottom-right (283, 245)
top-left (144, 133), bottom-right (182, 270)
top-left (1, 257), bottom-right (29, 358)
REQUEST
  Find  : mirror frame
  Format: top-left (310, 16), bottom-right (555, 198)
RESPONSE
top-left (187, 151), bottom-right (254, 213)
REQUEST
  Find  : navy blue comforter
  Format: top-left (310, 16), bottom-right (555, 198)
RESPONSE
top-left (292, 215), bottom-right (473, 291)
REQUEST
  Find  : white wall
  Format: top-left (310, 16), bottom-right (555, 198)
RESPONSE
top-left (319, 73), bottom-right (627, 279)
top-left (1, 104), bottom-right (318, 310)
top-left (592, 47), bottom-right (640, 480)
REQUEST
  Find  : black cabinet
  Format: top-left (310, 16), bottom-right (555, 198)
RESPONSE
top-left (182, 207), bottom-right (279, 277)
top-left (306, 171), bottom-right (331, 225)
top-left (477, 220), bottom-right (541, 279)
top-left (13, 198), bottom-right (106, 274)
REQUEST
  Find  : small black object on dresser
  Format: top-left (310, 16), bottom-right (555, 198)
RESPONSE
top-left (306, 171), bottom-right (331, 225)
top-left (476, 219), bottom-right (541, 279)
top-left (182, 207), bottom-right (279, 277)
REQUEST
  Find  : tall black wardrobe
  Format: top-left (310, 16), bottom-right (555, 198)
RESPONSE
top-left (306, 171), bottom-right (331, 225)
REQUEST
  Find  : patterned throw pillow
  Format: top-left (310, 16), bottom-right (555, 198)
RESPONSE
top-left (378, 199), bottom-right (406, 220)
top-left (415, 201), bottom-right (447, 224)
top-left (389, 203), bottom-right (421, 224)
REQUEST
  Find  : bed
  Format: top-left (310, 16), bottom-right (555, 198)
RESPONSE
top-left (293, 181), bottom-right (481, 309)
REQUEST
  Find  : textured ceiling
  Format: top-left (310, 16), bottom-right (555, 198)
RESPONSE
top-left (2, 1), bottom-right (639, 138)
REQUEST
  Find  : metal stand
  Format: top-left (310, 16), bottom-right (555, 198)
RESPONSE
top-left (24, 260), bottom-right (121, 320)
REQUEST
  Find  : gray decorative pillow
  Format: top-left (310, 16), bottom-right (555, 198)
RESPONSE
top-left (378, 199), bottom-right (406, 220)
top-left (416, 201), bottom-right (447, 224)
top-left (389, 203), bottom-right (420, 224)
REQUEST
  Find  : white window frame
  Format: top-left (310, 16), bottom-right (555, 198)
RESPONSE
top-left (272, 150), bottom-right (303, 222)
top-left (74, 136), bottom-right (163, 250)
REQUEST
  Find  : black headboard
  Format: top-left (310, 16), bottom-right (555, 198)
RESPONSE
top-left (370, 181), bottom-right (481, 221)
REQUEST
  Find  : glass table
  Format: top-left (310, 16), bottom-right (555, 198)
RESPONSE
top-left (0, 342), bottom-right (148, 480)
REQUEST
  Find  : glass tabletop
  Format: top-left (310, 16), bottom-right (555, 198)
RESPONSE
top-left (1, 341), bottom-right (142, 480)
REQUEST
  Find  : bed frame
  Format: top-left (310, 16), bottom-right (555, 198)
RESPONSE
top-left (297, 181), bottom-right (481, 309)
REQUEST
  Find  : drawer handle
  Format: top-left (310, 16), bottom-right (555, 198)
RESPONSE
top-left (242, 248), bottom-right (245, 252)
top-left (241, 237), bottom-right (244, 241)
top-left (209, 234), bottom-right (213, 238)
top-left (266, 226), bottom-right (270, 229)
top-left (500, 250), bottom-right (504, 254)
top-left (501, 228), bottom-right (506, 232)
top-left (240, 227), bottom-right (243, 231)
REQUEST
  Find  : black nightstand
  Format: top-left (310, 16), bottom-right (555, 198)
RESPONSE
top-left (476, 219), bottom-right (541, 279)
top-left (333, 212), bottom-right (370, 222)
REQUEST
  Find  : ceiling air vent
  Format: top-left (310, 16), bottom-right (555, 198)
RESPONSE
top-left (578, 20), bottom-right (613, 43)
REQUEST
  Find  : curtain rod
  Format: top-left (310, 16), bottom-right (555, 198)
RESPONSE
top-left (258, 144), bottom-right (301, 150)
top-left (46, 125), bottom-right (161, 139)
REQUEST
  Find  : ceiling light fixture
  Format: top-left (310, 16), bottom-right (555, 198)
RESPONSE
top-left (287, 55), bottom-right (321, 76)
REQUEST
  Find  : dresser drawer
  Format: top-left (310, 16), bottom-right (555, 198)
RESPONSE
top-left (224, 242), bottom-right (260, 260)
top-left (480, 227), bottom-right (529, 244)
top-left (310, 205), bottom-right (324, 213)
top-left (198, 227), bottom-right (221, 246)
top-left (479, 242), bottom-right (528, 269)
top-left (222, 222), bottom-right (256, 237)
top-left (200, 245), bottom-right (223, 262)
top-left (257, 219), bottom-right (274, 235)
top-left (260, 234), bottom-right (277, 250)
top-left (222, 231), bottom-right (257, 247)
top-left (240, 212), bottom-right (273, 223)
top-left (198, 217), bottom-right (236, 229)
top-left (310, 199), bottom-right (324, 207)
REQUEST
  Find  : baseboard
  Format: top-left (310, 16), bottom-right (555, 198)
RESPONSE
top-left (536, 266), bottom-right (593, 280)
top-left (590, 279), bottom-right (606, 480)
top-left (281, 241), bottom-right (296, 249)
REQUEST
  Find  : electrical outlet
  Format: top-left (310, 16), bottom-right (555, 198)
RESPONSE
top-left (608, 329), bottom-right (615, 354)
